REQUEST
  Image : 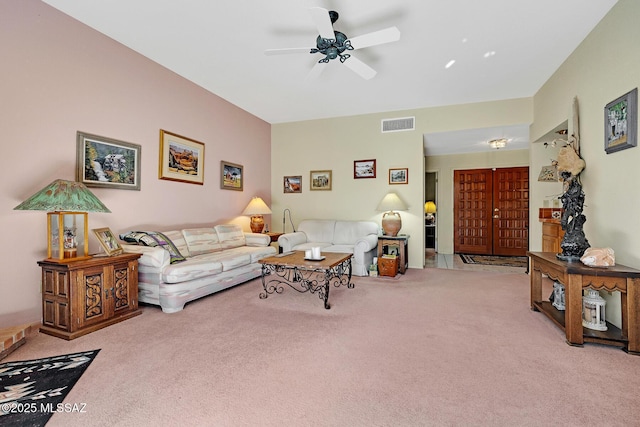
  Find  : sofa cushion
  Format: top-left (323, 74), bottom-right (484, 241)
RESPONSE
top-left (333, 221), bottom-right (379, 245)
top-left (162, 230), bottom-right (191, 258)
top-left (322, 244), bottom-right (355, 254)
top-left (214, 224), bottom-right (246, 249)
top-left (298, 220), bottom-right (336, 243)
top-left (162, 256), bottom-right (224, 284)
top-left (119, 231), bottom-right (186, 264)
top-left (182, 228), bottom-right (222, 256)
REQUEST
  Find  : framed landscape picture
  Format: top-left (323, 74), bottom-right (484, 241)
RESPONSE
top-left (76, 131), bottom-right (141, 190)
top-left (158, 129), bottom-right (205, 185)
top-left (221, 161), bottom-right (243, 191)
top-left (389, 168), bottom-right (408, 184)
top-left (284, 176), bottom-right (302, 193)
top-left (354, 159), bottom-right (376, 179)
top-left (310, 170), bottom-right (332, 191)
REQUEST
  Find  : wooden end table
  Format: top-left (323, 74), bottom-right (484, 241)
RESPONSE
top-left (377, 235), bottom-right (409, 273)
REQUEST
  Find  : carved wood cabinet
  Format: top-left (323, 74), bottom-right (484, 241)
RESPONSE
top-left (38, 253), bottom-right (142, 340)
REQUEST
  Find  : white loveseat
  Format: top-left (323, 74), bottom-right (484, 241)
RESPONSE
top-left (120, 224), bottom-right (276, 313)
top-left (277, 219), bottom-right (379, 276)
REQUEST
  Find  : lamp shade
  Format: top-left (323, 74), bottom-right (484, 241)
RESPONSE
top-left (14, 179), bottom-right (111, 213)
top-left (376, 193), bottom-right (407, 212)
top-left (242, 197), bottom-right (272, 215)
top-left (424, 201), bottom-right (437, 214)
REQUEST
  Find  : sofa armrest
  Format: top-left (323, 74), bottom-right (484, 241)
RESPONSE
top-left (244, 232), bottom-right (271, 247)
top-left (122, 244), bottom-right (170, 269)
top-left (278, 232), bottom-right (307, 252)
top-left (354, 234), bottom-right (379, 253)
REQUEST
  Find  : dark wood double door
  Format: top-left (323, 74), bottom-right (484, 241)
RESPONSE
top-left (453, 167), bottom-right (529, 256)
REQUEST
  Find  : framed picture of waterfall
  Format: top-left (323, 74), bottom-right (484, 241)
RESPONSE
top-left (76, 131), bottom-right (141, 190)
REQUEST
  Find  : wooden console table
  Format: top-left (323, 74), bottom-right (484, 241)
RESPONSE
top-left (527, 251), bottom-right (640, 354)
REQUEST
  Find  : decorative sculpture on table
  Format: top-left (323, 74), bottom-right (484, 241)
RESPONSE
top-left (556, 97), bottom-right (590, 261)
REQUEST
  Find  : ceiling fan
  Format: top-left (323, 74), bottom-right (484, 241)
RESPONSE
top-left (265, 7), bottom-right (401, 80)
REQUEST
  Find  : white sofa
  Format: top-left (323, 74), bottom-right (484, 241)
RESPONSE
top-left (277, 219), bottom-right (379, 276)
top-left (120, 224), bottom-right (276, 313)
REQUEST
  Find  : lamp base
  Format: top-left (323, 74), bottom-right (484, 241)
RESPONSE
top-left (381, 211), bottom-right (402, 237)
top-left (250, 215), bottom-right (265, 233)
top-left (44, 255), bottom-right (92, 264)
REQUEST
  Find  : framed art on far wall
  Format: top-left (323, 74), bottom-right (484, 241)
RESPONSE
top-left (92, 227), bottom-right (123, 256)
top-left (221, 160), bottom-right (243, 191)
top-left (158, 129), bottom-right (205, 185)
top-left (284, 176), bottom-right (302, 193)
top-left (354, 159), bottom-right (376, 179)
top-left (389, 168), bottom-right (408, 184)
top-left (605, 88), bottom-right (637, 154)
top-left (76, 131), bottom-right (141, 190)
top-left (310, 170), bottom-right (332, 191)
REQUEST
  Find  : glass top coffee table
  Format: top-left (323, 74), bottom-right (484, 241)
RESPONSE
top-left (258, 251), bottom-right (353, 309)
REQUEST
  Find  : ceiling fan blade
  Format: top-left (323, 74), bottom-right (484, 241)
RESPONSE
top-left (305, 61), bottom-right (327, 82)
top-left (264, 47), bottom-right (313, 56)
top-left (343, 55), bottom-right (377, 80)
top-left (309, 7), bottom-right (335, 40)
top-left (348, 27), bottom-right (401, 50)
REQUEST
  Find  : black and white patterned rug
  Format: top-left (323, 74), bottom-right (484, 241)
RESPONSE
top-left (0, 349), bottom-right (100, 426)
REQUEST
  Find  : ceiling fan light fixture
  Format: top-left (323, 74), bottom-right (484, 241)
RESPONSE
top-left (488, 138), bottom-right (508, 149)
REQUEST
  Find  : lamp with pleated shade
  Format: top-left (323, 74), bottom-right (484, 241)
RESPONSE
top-left (14, 179), bottom-right (111, 262)
top-left (376, 192), bottom-right (407, 236)
top-left (242, 196), bottom-right (272, 233)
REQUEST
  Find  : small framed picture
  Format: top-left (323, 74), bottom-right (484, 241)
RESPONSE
top-left (159, 130), bottom-right (205, 185)
top-left (221, 161), bottom-right (243, 191)
top-left (284, 176), bottom-right (302, 193)
top-left (354, 159), bottom-right (376, 179)
top-left (605, 88), bottom-right (637, 154)
top-left (389, 168), bottom-right (408, 184)
top-left (92, 228), bottom-right (123, 256)
top-left (310, 170), bottom-right (332, 191)
top-left (76, 131), bottom-right (141, 190)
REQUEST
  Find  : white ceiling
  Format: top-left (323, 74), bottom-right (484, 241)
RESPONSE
top-left (42, 0), bottom-right (617, 155)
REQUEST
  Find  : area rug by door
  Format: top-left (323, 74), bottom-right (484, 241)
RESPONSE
top-left (459, 254), bottom-right (528, 268)
top-left (0, 349), bottom-right (100, 426)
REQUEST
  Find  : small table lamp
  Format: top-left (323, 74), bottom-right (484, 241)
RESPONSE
top-left (376, 192), bottom-right (407, 236)
top-left (242, 196), bottom-right (272, 233)
top-left (424, 201), bottom-right (436, 224)
top-left (14, 179), bottom-right (111, 262)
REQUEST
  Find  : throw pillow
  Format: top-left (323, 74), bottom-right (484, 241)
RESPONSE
top-left (119, 231), bottom-right (186, 264)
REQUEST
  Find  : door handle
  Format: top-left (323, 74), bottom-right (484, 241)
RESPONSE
top-left (493, 215), bottom-right (499, 218)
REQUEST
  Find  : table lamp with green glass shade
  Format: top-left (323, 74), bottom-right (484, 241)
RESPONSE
top-left (14, 179), bottom-right (111, 263)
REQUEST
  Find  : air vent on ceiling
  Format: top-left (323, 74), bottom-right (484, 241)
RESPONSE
top-left (381, 116), bottom-right (415, 133)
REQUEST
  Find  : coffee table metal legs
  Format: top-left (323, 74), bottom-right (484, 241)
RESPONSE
top-left (259, 258), bottom-right (352, 309)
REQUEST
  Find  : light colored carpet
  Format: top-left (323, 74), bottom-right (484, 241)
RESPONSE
top-left (5, 268), bottom-right (640, 426)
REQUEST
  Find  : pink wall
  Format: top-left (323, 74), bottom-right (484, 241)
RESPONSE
top-left (0, 1), bottom-right (271, 324)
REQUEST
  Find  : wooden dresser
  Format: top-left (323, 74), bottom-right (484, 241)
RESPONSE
top-left (539, 208), bottom-right (564, 253)
top-left (38, 253), bottom-right (141, 340)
